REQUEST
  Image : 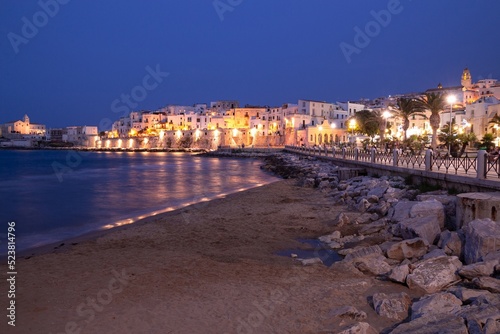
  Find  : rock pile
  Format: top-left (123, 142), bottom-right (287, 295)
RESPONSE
top-left (264, 153), bottom-right (500, 333)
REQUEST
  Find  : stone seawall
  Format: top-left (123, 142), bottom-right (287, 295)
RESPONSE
top-left (258, 152), bottom-right (500, 333)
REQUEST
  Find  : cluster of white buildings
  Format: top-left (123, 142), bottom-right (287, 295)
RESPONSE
top-left (0, 114), bottom-right (98, 148)
top-left (104, 99), bottom-right (366, 149)
top-left (2, 68), bottom-right (500, 149)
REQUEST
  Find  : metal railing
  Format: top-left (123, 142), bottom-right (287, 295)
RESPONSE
top-left (284, 145), bottom-right (500, 180)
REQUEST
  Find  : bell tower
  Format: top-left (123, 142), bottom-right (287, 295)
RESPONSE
top-left (461, 68), bottom-right (472, 89)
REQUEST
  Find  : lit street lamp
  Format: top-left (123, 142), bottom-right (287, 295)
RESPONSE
top-left (446, 95), bottom-right (457, 154)
top-left (349, 119), bottom-right (356, 144)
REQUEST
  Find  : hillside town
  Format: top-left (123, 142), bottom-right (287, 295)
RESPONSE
top-left (2, 68), bottom-right (500, 150)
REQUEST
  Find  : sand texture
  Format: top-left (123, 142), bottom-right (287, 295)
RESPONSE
top-left (1, 180), bottom-right (416, 333)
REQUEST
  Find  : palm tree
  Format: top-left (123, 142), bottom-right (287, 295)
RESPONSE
top-left (415, 93), bottom-right (447, 150)
top-left (392, 98), bottom-right (427, 140)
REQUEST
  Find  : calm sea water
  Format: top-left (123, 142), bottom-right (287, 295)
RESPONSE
top-left (0, 150), bottom-right (278, 253)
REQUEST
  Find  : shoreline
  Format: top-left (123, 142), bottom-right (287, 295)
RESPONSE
top-left (3, 179), bottom-right (407, 333)
top-left (12, 180), bottom-right (281, 260)
top-left (0, 146), bottom-right (210, 153)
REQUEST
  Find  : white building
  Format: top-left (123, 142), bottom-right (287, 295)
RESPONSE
top-left (0, 114), bottom-right (46, 139)
top-left (337, 101), bottom-right (366, 117)
top-left (465, 96), bottom-right (500, 138)
top-left (64, 126), bottom-right (99, 146)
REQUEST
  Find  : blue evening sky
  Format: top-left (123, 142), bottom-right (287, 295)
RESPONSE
top-left (1, 0), bottom-right (500, 128)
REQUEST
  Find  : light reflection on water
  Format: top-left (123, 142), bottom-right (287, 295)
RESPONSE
top-left (0, 150), bottom-right (278, 252)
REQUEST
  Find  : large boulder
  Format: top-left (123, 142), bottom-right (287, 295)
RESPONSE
top-left (358, 219), bottom-right (387, 236)
top-left (422, 248), bottom-right (447, 260)
top-left (417, 194), bottom-right (457, 229)
top-left (366, 200), bottom-right (390, 217)
top-left (388, 264), bottom-right (410, 283)
top-left (352, 255), bottom-right (391, 276)
top-left (410, 200), bottom-right (445, 229)
top-left (389, 201), bottom-right (417, 222)
top-left (371, 292), bottom-right (411, 321)
top-left (472, 277), bottom-right (500, 293)
top-left (458, 260), bottom-right (498, 279)
top-left (343, 245), bottom-right (382, 262)
top-left (406, 256), bottom-right (463, 294)
top-left (367, 184), bottom-right (388, 198)
top-left (410, 292), bottom-right (462, 320)
top-left (399, 216), bottom-right (441, 245)
top-left (484, 318), bottom-right (500, 334)
top-left (390, 314), bottom-right (468, 334)
top-left (386, 238), bottom-right (429, 260)
top-left (463, 219), bottom-right (500, 264)
top-left (383, 187), bottom-right (405, 201)
top-left (448, 286), bottom-right (494, 303)
top-left (455, 303), bottom-right (500, 328)
top-left (437, 230), bottom-right (464, 258)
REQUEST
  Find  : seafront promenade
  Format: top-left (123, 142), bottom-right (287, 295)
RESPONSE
top-left (283, 145), bottom-right (500, 191)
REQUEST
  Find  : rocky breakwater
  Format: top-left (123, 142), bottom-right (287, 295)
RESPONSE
top-left (261, 153), bottom-right (363, 183)
top-left (263, 153), bottom-right (500, 333)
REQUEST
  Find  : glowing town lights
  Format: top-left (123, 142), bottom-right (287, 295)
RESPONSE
top-left (106, 140), bottom-right (110, 148)
top-left (176, 130), bottom-right (182, 139)
top-left (330, 123), bottom-right (336, 129)
top-left (383, 110), bottom-right (391, 119)
top-left (159, 131), bottom-right (165, 139)
top-left (118, 139), bottom-right (122, 148)
top-left (195, 129), bottom-right (201, 140)
top-left (144, 138), bottom-right (149, 144)
top-left (250, 128), bottom-right (257, 137)
top-left (129, 139), bottom-right (134, 148)
top-left (214, 129), bottom-right (220, 137)
top-left (232, 129), bottom-right (238, 137)
top-left (318, 126), bottom-right (323, 131)
top-left (447, 95), bottom-right (457, 105)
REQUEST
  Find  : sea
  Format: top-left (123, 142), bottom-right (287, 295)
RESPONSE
top-left (0, 149), bottom-right (278, 254)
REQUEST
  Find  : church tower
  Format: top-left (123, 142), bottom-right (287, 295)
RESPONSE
top-left (23, 114), bottom-right (30, 125)
top-left (461, 68), bottom-right (472, 89)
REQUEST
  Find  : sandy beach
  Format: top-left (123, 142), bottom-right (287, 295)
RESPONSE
top-left (1, 180), bottom-right (417, 334)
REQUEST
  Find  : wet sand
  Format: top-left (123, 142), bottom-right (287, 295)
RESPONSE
top-left (1, 180), bottom-right (415, 333)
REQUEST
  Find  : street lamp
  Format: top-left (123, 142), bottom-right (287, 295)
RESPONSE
top-left (446, 95), bottom-right (457, 154)
top-left (349, 119), bottom-right (356, 144)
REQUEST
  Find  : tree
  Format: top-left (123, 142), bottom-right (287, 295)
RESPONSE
top-left (392, 98), bottom-right (427, 140)
top-left (438, 121), bottom-right (459, 155)
top-left (415, 93), bottom-right (447, 150)
top-left (457, 132), bottom-right (477, 157)
top-left (479, 133), bottom-right (495, 151)
top-left (351, 110), bottom-right (379, 139)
